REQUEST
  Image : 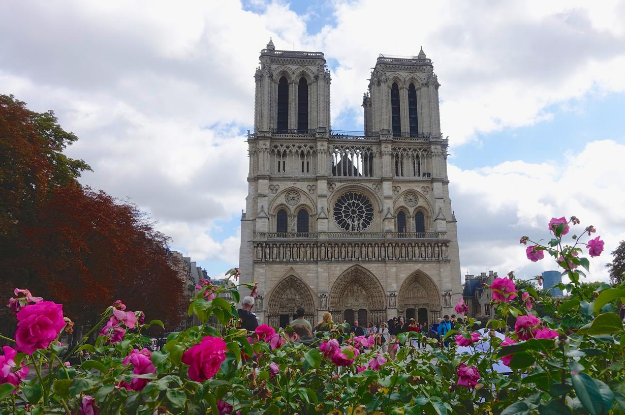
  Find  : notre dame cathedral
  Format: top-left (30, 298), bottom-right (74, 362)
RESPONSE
top-left (239, 40), bottom-right (462, 328)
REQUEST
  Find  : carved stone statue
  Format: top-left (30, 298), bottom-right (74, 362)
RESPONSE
top-left (256, 295), bottom-right (264, 312)
top-left (319, 292), bottom-right (328, 310)
top-left (388, 292), bottom-right (397, 309)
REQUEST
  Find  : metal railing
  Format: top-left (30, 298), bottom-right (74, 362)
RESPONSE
top-left (256, 231), bottom-right (446, 240)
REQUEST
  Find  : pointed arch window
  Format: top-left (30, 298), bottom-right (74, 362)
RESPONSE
top-left (408, 84), bottom-right (418, 137)
top-left (415, 211), bottom-right (425, 233)
top-left (391, 83), bottom-right (401, 136)
top-left (298, 77), bottom-right (308, 132)
top-left (297, 209), bottom-right (309, 233)
top-left (277, 209), bottom-right (288, 234)
top-left (277, 77), bottom-right (289, 132)
top-left (397, 211), bottom-right (407, 234)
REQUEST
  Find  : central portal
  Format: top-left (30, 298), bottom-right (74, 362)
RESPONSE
top-left (329, 265), bottom-right (386, 326)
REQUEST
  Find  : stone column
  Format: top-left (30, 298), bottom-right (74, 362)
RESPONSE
top-left (400, 85), bottom-right (409, 136)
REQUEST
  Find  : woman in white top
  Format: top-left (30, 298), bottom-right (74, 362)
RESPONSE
top-left (379, 322), bottom-right (390, 353)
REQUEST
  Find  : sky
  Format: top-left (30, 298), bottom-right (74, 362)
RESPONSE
top-left (1, 0), bottom-right (625, 283)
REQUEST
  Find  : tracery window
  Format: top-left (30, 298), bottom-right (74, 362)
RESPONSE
top-left (277, 209), bottom-right (288, 234)
top-left (277, 150), bottom-right (287, 173)
top-left (333, 192), bottom-right (374, 232)
top-left (297, 209), bottom-right (309, 233)
top-left (331, 146), bottom-right (374, 177)
top-left (298, 77), bottom-right (308, 132)
top-left (391, 83), bottom-right (401, 136)
top-left (397, 211), bottom-right (407, 233)
top-left (277, 76), bottom-right (289, 132)
top-left (415, 211), bottom-right (425, 233)
top-left (408, 84), bottom-right (418, 136)
top-left (300, 151), bottom-right (309, 173)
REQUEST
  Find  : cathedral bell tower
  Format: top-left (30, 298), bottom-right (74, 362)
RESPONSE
top-left (240, 42), bottom-right (462, 328)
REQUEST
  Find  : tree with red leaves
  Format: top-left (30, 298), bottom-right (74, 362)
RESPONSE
top-left (0, 94), bottom-right (184, 339)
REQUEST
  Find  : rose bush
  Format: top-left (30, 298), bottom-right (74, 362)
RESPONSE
top-left (1, 218), bottom-right (624, 414)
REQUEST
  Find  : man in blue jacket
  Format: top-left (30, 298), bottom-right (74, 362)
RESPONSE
top-left (437, 315), bottom-right (452, 347)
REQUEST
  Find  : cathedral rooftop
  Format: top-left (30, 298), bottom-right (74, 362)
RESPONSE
top-left (376, 49), bottom-right (432, 66)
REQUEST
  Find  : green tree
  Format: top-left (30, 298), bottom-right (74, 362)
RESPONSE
top-left (606, 240), bottom-right (625, 285)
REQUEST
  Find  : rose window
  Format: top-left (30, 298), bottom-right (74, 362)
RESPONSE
top-left (333, 192), bottom-right (374, 232)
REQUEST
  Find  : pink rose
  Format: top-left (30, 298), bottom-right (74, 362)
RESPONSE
top-left (99, 317), bottom-right (126, 343)
top-left (454, 298), bottom-right (468, 315)
top-left (455, 333), bottom-right (480, 347)
top-left (250, 282), bottom-right (258, 298)
top-left (490, 278), bottom-right (517, 303)
top-left (456, 364), bottom-right (480, 389)
top-left (526, 245), bottom-right (544, 262)
top-left (0, 346), bottom-right (29, 387)
top-left (217, 400), bottom-right (237, 414)
top-left (113, 300), bottom-right (126, 310)
top-left (356, 365), bottom-right (366, 373)
top-left (269, 334), bottom-right (285, 350)
top-left (522, 292), bottom-right (534, 312)
top-left (269, 362), bottom-right (279, 378)
top-left (120, 349), bottom-right (156, 391)
top-left (368, 354), bottom-right (387, 371)
top-left (534, 328), bottom-right (558, 339)
top-left (79, 395), bottom-right (97, 415)
top-left (181, 336), bottom-right (227, 382)
top-left (7, 288), bottom-right (43, 314)
top-left (113, 308), bottom-right (137, 329)
top-left (350, 336), bottom-right (375, 350)
top-left (330, 346), bottom-right (359, 367)
top-left (15, 301), bottom-right (65, 355)
top-left (319, 339), bottom-right (340, 359)
top-left (519, 236), bottom-right (529, 245)
top-left (558, 251), bottom-right (578, 270)
top-left (196, 279), bottom-right (216, 301)
top-left (500, 337), bottom-right (517, 367)
top-left (549, 217), bottom-right (569, 236)
top-left (587, 236), bottom-right (604, 257)
top-left (515, 315), bottom-right (540, 340)
top-left (254, 325), bottom-right (275, 342)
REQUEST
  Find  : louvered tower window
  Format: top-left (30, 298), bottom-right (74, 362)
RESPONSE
top-left (277, 77), bottom-right (289, 132)
top-left (391, 83), bottom-right (401, 136)
top-left (298, 78), bottom-right (308, 133)
top-left (408, 84), bottom-right (418, 136)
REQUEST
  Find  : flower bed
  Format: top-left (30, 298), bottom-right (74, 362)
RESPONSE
top-left (1, 216), bottom-right (624, 414)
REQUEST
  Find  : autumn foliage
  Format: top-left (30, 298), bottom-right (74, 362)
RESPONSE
top-left (0, 94), bottom-right (184, 337)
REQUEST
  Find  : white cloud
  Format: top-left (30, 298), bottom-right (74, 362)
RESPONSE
top-left (450, 140), bottom-right (625, 282)
top-left (2, 0), bottom-right (625, 277)
top-left (318, 0), bottom-right (625, 143)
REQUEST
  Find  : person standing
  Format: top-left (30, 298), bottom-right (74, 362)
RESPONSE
top-left (314, 312), bottom-right (334, 333)
top-left (290, 308), bottom-right (313, 333)
top-left (352, 319), bottom-right (365, 337)
top-left (237, 296), bottom-right (259, 331)
top-left (379, 322), bottom-right (390, 353)
top-left (408, 318), bottom-right (420, 348)
top-left (437, 315), bottom-right (452, 348)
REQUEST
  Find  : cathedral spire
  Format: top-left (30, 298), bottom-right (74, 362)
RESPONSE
top-left (418, 46), bottom-right (426, 60)
top-left (266, 38), bottom-right (275, 51)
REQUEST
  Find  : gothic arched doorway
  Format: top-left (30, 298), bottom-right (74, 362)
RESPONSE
top-left (266, 275), bottom-right (316, 328)
top-left (397, 271), bottom-right (441, 324)
top-left (329, 265), bottom-right (386, 325)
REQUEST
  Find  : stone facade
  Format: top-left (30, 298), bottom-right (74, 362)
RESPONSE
top-left (462, 271), bottom-right (496, 318)
top-left (239, 41), bottom-right (462, 328)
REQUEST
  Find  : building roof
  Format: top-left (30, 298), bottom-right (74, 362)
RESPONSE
top-left (463, 278), bottom-right (483, 297)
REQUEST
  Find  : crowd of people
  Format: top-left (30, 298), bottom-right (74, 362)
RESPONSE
top-left (237, 295), bottom-right (465, 352)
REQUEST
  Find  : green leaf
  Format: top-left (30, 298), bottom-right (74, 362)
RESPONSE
top-left (593, 288), bottom-right (625, 315)
top-left (149, 319), bottom-right (165, 329)
top-left (70, 378), bottom-right (96, 396)
top-left (227, 342), bottom-right (241, 363)
top-left (522, 372), bottom-right (550, 391)
top-left (151, 350), bottom-right (168, 366)
top-left (76, 344), bottom-right (95, 354)
top-left (231, 289), bottom-right (240, 303)
top-left (213, 297), bottom-right (232, 312)
top-left (81, 360), bottom-right (108, 374)
top-left (537, 399), bottom-right (574, 415)
top-left (304, 348), bottom-right (321, 369)
top-left (578, 313), bottom-right (623, 335)
top-left (572, 373), bottom-right (614, 415)
top-left (550, 383), bottom-right (573, 397)
top-left (166, 389), bottom-right (187, 408)
top-left (52, 379), bottom-right (72, 398)
top-left (497, 339), bottom-right (556, 357)
top-left (501, 401), bottom-right (530, 415)
top-left (23, 383), bottom-right (42, 404)
top-left (579, 257), bottom-right (590, 272)
top-left (558, 298), bottom-right (580, 314)
top-left (0, 383), bottom-right (16, 400)
top-left (510, 352), bottom-right (535, 370)
top-left (613, 392), bottom-right (625, 412)
top-left (94, 385), bottom-right (114, 400)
